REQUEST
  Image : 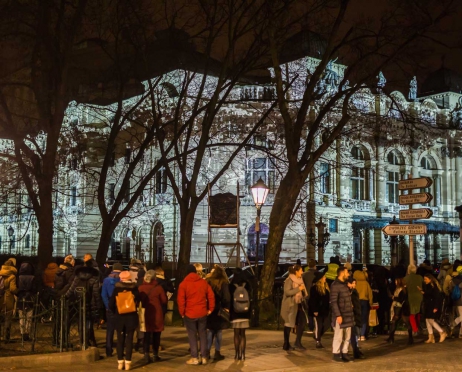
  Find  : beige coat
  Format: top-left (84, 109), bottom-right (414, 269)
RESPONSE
top-left (0, 264), bottom-right (18, 312)
top-left (280, 277), bottom-right (301, 328)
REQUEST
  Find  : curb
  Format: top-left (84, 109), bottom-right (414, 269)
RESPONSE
top-left (0, 347), bottom-right (99, 367)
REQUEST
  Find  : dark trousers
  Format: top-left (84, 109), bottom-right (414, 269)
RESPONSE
top-left (184, 316), bottom-right (208, 359)
top-left (116, 328), bottom-right (135, 361)
top-left (143, 331), bottom-right (161, 355)
top-left (314, 315), bottom-right (330, 342)
top-left (105, 310), bottom-right (117, 356)
top-left (295, 308), bottom-right (307, 344)
top-left (350, 325), bottom-right (360, 350)
top-left (360, 300), bottom-right (370, 337)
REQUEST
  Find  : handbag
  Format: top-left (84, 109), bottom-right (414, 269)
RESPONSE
top-left (369, 308), bottom-right (379, 327)
top-left (138, 302), bottom-right (146, 332)
top-left (218, 307), bottom-right (230, 322)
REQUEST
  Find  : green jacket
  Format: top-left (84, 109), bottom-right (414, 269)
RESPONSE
top-left (404, 273), bottom-right (423, 315)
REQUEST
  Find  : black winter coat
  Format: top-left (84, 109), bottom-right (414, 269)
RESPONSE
top-left (65, 266), bottom-right (102, 312)
top-left (350, 289), bottom-right (362, 327)
top-left (109, 282), bottom-right (140, 331)
top-left (207, 282), bottom-right (231, 331)
top-left (17, 262), bottom-right (39, 310)
top-left (54, 263), bottom-right (75, 295)
top-left (308, 285), bottom-right (330, 317)
top-left (422, 283), bottom-right (443, 319)
top-left (330, 279), bottom-right (354, 328)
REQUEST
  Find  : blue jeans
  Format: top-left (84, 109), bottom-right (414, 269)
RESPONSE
top-left (360, 300), bottom-right (370, 337)
top-left (184, 316), bottom-right (208, 358)
top-left (207, 329), bottom-right (222, 352)
top-left (105, 310), bottom-right (117, 356)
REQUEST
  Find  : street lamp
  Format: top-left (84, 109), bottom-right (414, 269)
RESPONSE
top-left (7, 226), bottom-right (14, 255)
top-left (250, 177), bottom-right (269, 328)
top-left (308, 217), bottom-right (330, 264)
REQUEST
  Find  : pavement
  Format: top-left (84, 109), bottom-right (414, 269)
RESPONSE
top-left (1, 327), bottom-right (460, 372)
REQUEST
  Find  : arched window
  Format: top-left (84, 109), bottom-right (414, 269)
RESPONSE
top-left (419, 155), bottom-right (437, 206)
top-left (351, 146), bottom-right (364, 160)
top-left (421, 157), bottom-right (432, 170)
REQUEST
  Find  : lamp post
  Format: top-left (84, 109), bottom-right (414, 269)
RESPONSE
top-left (250, 177), bottom-right (269, 328)
top-left (7, 226), bottom-right (14, 255)
top-left (308, 217), bottom-right (330, 264)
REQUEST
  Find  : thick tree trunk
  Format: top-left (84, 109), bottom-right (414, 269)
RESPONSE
top-left (259, 173), bottom-right (305, 306)
top-left (96, 219), bottom-right (115, 269)
top-left (36, 185), bottom-right (54, 269)
top-left (176, 203), bottom-right (197, 282)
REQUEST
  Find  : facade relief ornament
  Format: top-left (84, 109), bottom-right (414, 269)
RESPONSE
top-left (377, 71), bottom-right (386, 93)
top-left (408, 76), bottom-right (417, 102)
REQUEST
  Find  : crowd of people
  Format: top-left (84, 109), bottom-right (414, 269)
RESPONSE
top-left (281, 256), bottom-right (462, 363)
top-left (1, 253), bottom-right (462, 368)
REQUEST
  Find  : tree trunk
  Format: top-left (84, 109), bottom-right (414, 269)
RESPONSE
top-left (96, 219), bottom-right (115, 270)
top-left (259, 173), bottom-right (305, 307)
top-left (36, 186), bottom-right (54, 269)
top-left (176, 202), bottom-right (197, 282)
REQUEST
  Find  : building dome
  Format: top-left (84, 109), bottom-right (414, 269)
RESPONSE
top-left (420, 67), bottom-right (462, 96)
top-left (279, 30), bottom-right (327, 64)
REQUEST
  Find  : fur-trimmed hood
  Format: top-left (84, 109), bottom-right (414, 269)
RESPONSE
top-left (0, 265), bottom-right (17, 277)
top-left (74, 265), bottom-right (99, 281)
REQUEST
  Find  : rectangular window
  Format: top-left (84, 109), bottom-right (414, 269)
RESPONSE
top-left (124, 148), bottom-right (131, 164)
top-left (245, 157), bottom-right (276, 194)
top-left (387, 171), bottom-right (399, 203)
top-left (155, 168), bottom-right (168, 194)
top-left (320, 163), bottom-right (330, 194)
top-left (350, 167), bottom-right (365, 200)
top-left (71, 186), bottom-right (77, 206)
top-left (109, 183), bottom-right (115, 204)
top-left (329, 219), bottom-right (338, 233)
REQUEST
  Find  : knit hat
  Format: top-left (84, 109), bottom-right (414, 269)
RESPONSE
top-left (186, 264), bottom-right (197, 275)
top-left (313, 272), bottom-right (325, 284)
top-left (113, 263), bottom-right (123, 272)
top-left (119, 271), bottom-right (132, 282)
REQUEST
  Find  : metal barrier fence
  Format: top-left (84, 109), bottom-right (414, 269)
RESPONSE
top-left (0, 289), bottom-right (90, 356)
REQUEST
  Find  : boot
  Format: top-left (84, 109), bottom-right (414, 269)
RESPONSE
top-left (439, 331), bottom-right (447, 343)
top-left (425, 334), bottom-right (435, 344)
top-left (214, 350), bottom-right (225, 361)
top-left (332, 353), bottom-right (344, 363)
top-left (353, 348), bottom-right (365, 359)
top-left (341, 353), bottom-right (353, 362)
top-left (293, 341), bottom-right (306, 350)
top-left (283, 327), bottom-right (295, 351)
top-left (386, 334), bottom-right (394, 344)
top-left (294, 322), bottom-right (306, 350)
top-left (407, 329), bottom-right (414, 345)
top-left (153, 353), bottom-right (161, 362)
top-left (117, 360), bottom-right (124, 370)
top-left (315, 341), bottom-right (324, 349)
top-left (125, 361), bottom-right (131, 371)
top-left (144, 353), bottom-right (152, 363)
top-left (134, 339), bottom-right (141, 352)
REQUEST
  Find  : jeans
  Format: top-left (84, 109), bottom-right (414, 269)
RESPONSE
top-left (360, 300), bottom-right (370, 337)
top-left (207, 329), bottom-right (222, 352)
top-left (332, 322), bottom-right (351, 354)
top-left (116, 328), bottom-right (135, 361)
top-left (184, 316), bottom-right (208, 358)
top-left (350, 325), bottom-right (360, 351)
top-left (105, 310), bottom-right (117, 356)
top-left (18, 309), bottom-right (33, 334)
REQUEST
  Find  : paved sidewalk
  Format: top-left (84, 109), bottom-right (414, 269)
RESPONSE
top-left (2, 327), bottom-right (460, 372)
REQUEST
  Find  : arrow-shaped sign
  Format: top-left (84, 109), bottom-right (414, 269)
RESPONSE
top-left (399, 208), bottom-right (433, 220)
top-left (399, 192), bottom-right (433, 205)
top-left (382, 224), bottom-right (427, 236)
top-left (398, 177), bottom-right (433, 190)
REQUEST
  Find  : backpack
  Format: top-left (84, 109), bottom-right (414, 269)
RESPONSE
top-left (0, 276), bottom-right (5, 297)
top-left (451, 282), bottom-right (461, 302)
top-left (233, 284), bottom-right (250, 313)
top-left (116, 289), bottom-right (136, 314)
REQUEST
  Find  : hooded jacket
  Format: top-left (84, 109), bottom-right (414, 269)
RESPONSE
top-left (17, 262), bottom-right (38, 310)
top-left (449, 274), bottom-right (462, 306)
top-left (325, 263), bottom-right (339, 282)
top-left (65, 265), bottom-right (101, 311)
top-left (54, 263), bottom-right (75, 294)
top-left (177, 272), bottom-right (215, 318)
top-left (0, 264), bottom-right (18, 311)
top-left (101, 271), bottom-right (121, 309)
top-left (353, 270), bottom-right (373, 306)
top-left (438, 263), bottom-right (453, 286)
top-left (43, 263), bottom-right (59, 288)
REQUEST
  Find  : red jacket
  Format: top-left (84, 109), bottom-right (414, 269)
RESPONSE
top-left (139, 280), bottom-right (167, 332)
top-left (177, 273), bottom-right (215, 318)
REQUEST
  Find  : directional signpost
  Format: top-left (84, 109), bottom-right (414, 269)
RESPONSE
top-left (398, 177), bottom-right (433, 190)
top-left (382, 223), bottom-right (427, 236)
top-left (399, 208), bottom-right (433, 220)
top-left (384, 176), bottom-right (433, 265)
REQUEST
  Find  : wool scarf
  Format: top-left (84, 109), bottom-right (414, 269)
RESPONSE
top-left (289, 274), bottom-right (304, 304)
